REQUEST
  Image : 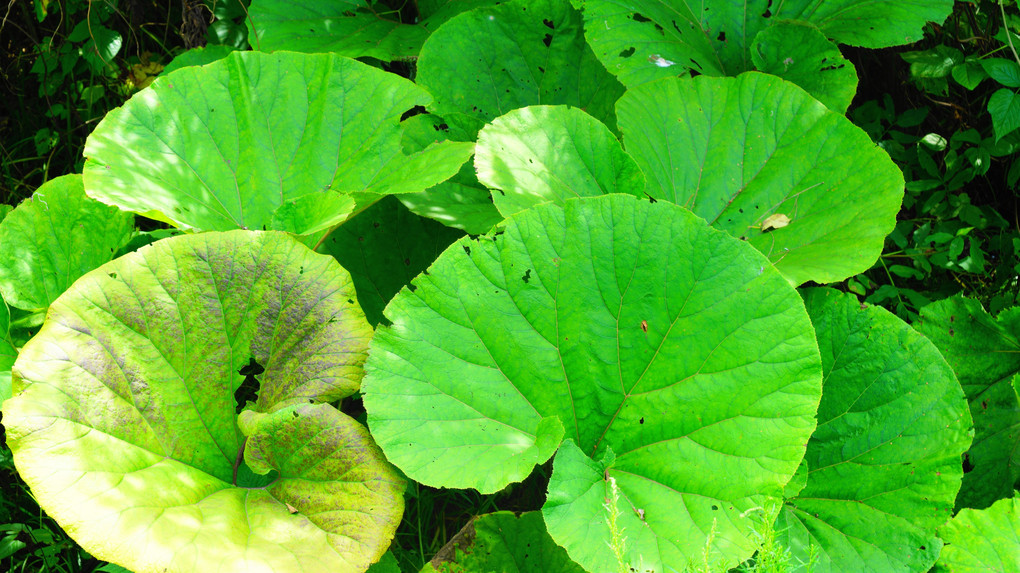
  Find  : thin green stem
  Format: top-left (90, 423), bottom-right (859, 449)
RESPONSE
top-left (1001, 0), bottom-right (1020, 66)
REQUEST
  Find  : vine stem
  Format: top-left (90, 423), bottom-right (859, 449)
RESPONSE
top-left (1001, 0), bottom-right (1020, 66)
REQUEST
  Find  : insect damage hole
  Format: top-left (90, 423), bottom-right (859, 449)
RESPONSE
top-left (235, 357), bottom-right (265, 413)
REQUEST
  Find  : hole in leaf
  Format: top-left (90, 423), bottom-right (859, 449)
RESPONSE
top-left (639, 417), bottom-right (644, 424)
top-left (543, 18), bottom-right (554, 29)
top-left (521, 269), bottom-right (532, 283)
top-left (711, 505), bottom-right (718, 511)
top-left (633, 12), bottom-right (650, 22)
top-left (542, 33), bottom-right (552, 48)
top-left (235, 357), bottom-right (265, 413)
top-left (108, 272), bottom-right (117, 279)
top-left (399, 105), bottom-right (427, 122)
top-left (619, 47), bottom-right (636, 58)
top-left (463, 245), bottom-right (471, 255)
top-left (716, 31), bottom-right (726, 42)
top-left (962, 454), bottom-right (974, 473)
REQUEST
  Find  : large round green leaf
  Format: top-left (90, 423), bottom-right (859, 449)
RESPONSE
top-left (617, 72), bottom-right (904, 286)
top-left (0, 174), bottom-right (134, 312)
top-left (575, 0), bottom-right (951, 90)
top-left (416, 0), bottom-right (625, 135)
top-left (778, 289), bottom-right (972, 572)
top-left (83, 51), bottom-right (473, 234)
top-left (247, 0), bottom-right (429, 60)
top-left (935, 495), bottom-right (1020, 572)
top-left (917, 296), bottom-right (1020, 510)
top-left (363, 194), bottom-right (823, 570)
top-left (475, 105), bottom-right (645, 217)
top-left (3, 231), bottom-right (403, 572)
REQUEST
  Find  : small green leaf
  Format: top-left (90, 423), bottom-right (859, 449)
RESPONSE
top-left (952, 60), bottom-right (989, 90)
top-left (751, 21), bottom-right (858, 113)
top-left (902, 45), bottom-right (965, 79)
top-left (269, 191), bottom-right (356, 238)
top-left (989, 88), bottom-right (1020, 141)
top-left (980, 57), bottom-right (1020, 88)
top-left (81, 25), bottom-right (122, 71)
top-left (366, 551), bottom-right (401, 573)
top-left (935, 496), bottom-right (1020, 572)
top-left (0, 174), bottom-right (134, 311)
top-left (395, 114), bottom-right (503, 235)
top-left (475, 105), bottom-right (645, 217)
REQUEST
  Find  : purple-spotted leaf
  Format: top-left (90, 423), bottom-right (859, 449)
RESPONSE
top-left (3, 231), bottom-right (403, 573)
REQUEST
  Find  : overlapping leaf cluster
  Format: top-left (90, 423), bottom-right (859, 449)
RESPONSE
top-left (0, 1), bottom-right (1014, 572)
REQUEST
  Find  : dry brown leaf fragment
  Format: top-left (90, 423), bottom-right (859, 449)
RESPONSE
top-left (760, 214), bottom-right (791, 232)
